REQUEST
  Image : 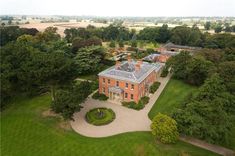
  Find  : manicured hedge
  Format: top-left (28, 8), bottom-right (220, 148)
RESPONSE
top-left (140, 96), bottom-right (150, 105)
top-left (122, 101), bottom-right (144, 110)
top-left (150, 82), bottom-right (161, 94)
top-left (92, 91), bottom-right (108, 101)
top-left (160, 68), bottom-right (169, 77)
top-left (122, 96), bottom-right (150, 110)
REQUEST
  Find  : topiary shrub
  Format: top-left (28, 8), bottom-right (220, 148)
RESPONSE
top-left (122, 101), bottom-right (145, 110)
top-left (92, 91), bottom-right (108, 101)
top-left (140, 96), bottom-right (150, 105)
top-left (151, 113), bottom-right (179, 144)
top-left (160, 67), bottom-right (169, 77)
top-left (150, 82), bottom-right (161, 94)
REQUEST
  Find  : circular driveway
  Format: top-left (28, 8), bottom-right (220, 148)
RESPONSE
top-left (70, 75), bottom-right (171, 137)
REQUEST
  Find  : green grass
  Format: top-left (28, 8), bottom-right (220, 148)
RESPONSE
top-left (148, 79), bottom-right (197, 119)
top-left (1, 94), bottom-right (218, 156)
top-left (86, 108), bottom-right (115, 126)
top-left (78, 74), bottom-right (98, 81)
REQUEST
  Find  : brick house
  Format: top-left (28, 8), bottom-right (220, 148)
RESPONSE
top-left (98, 56), bottom-right (163, 103)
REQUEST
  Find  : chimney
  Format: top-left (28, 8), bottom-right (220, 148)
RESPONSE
top-left (127, 54), bottom-right (131, 63)
top-left (115, 61), bottom-right (121, 69)
top-left (137, 59), bottom-right (143, 65)
top-left (135, 63), bottom-right (141, 71)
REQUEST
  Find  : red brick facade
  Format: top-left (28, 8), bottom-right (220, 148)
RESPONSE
top-left (99, 70), bottom-right (158, 103)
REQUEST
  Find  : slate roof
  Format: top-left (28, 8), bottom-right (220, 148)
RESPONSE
top-left (163, 42), bottom-right (201, 50)
top-left (98, 61), bottom-right (162, 83)
top-left (143, 54), bottom-right (161, 61)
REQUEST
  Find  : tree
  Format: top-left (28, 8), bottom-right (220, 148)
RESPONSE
top-left (51, 81), bottom-right (92, 120)
top-left (214, 25), bottom-right (223, 33)
top-left (20, 51), bottom-right (77, 101)
top-left (196, 49), bottom-right (224, 63)
top-left (0, 26), bottom-right (39, 46)
top-left (158, 24), bottom-right (171, 43)
top-left (35, 27), bottom-right (60, 42)
top-left (224, 24), bottom-right (232, 32)
top-left (151, 113), bottom-right (179, 144)
top-left (118, 40), bottom-right (124, 47)
top-left (137, 27), bottom-right (159, 42)
top-left (74, 46), bottom-right (105, 74)
top-left (72, 37), bottom-right (102, 52)
top-left (218, 61), bottom-right (235, 93)
top-left (204, 22), bottom-right (211, 30)
top-left (169, 51), bottom-right (192, 80)
top-left (185, 56), bottom-right (214, 86)
top-left (232, 25), bottom-right (235, 32)
top-left (170, 26), bottom-right (203, 46)
top-left (101, 25), bottom-right (131, 41)
top-left (170, 26), bottom-right (191, 45)
top-left (109, 40), bottom-right (116, 48)
top-left (203, 33), bottom-right (235, 49)
top-left (172, 74), bottom-right (233, 144)
top-left (131, 40), bottom-right (137, 48)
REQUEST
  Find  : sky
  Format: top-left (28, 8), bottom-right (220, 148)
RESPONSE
top-left (0, 0), bottom-right (235, 17)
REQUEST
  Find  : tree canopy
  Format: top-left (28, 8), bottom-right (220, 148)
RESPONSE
top-left (151, 113), bottom-right (179, 144)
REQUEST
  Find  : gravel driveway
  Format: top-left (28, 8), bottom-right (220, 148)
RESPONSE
top-left (70, 75), bottom-right (171, 137)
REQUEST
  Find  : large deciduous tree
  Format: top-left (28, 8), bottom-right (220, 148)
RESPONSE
top-left (74, 46), bottom-right (105, 74)
top-left (151, 113), bottom-right (179, 144)
top-left (51, 81), bottom-right (92, 120)
top-left (172, 74), bottom-right (234, 144)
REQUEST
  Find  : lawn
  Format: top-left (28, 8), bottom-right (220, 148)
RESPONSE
top-left (148, 79), bottom-right (197, 119)
top-left (148, 78), bottom-right (235, 150)
top-left (1, 94), bottom-right (218, 156)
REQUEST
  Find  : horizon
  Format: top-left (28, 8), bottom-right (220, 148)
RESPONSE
top-left (1, 0), bottom-right (235, 17)
top-left (1, 15), bottom-right (235, 18)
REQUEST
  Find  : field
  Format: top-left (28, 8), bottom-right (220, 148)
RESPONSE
top-left (19, 21), bottom-right (108, 36)
top-left (1, 94), bottom-right (218, 156)
top-left (148, 79), bottom-right (197, 119)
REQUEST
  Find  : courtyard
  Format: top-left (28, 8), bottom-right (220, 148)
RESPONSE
top-left (70, 74), bottom-right (171, 137)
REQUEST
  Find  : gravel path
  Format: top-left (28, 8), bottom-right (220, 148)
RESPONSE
top-left (70, 74), bottom-right (235, 156)
top-left (70, 74), bottom-right (171, 137)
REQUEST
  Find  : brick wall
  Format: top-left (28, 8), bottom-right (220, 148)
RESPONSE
top-left (99, 70), bottom-right (158, 103)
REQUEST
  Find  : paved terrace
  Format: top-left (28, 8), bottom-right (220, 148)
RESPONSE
top-left (70, 74), bottom-right (171, 137)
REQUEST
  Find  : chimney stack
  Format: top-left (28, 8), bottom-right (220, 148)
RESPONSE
top-left (115, 61), bottom-right (121, 69)
top-left (127, 54), bottom-right (131, 63)
top-left (135, 63), bottom-right (141, 71)
top-left (137, 59), bottom-right (143, 65)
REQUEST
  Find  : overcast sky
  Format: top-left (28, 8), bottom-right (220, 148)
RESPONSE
top-left (1, 0), bottom-right (235, 17)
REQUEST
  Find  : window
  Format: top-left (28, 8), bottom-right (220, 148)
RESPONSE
top-left (125, 83), bottom-right (128, 88)
top-left (108, 79), bottom-right (110, 84)
top-left (116, 81), bottom-right (119, 87)
top-left (131, 94), bottom-right (134, 99)
top-left (125, 93), bottom-right (128, 98)
top-left (103, 78), bottom-right (105, 83)
top-left (103, 87), bottom-right (105, 93)
top-left (131, 84), bottom-right (134, 90)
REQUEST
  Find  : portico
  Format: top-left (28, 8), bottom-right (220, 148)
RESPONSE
top-left (108, 87), bottom-right (124, 102)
